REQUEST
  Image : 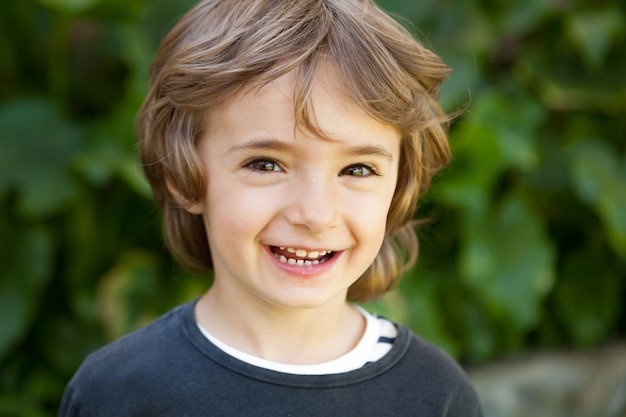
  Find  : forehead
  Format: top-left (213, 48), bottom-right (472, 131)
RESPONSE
top-left (204, 63), bottom-right (401, 146)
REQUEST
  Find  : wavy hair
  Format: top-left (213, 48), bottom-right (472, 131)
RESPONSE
top-left (137, 0), bottom-right (452, 302)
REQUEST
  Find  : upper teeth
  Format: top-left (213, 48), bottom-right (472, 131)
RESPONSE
top-left (281, 247), bottom-right (328, 259)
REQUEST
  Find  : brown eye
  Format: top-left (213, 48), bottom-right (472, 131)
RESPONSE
top-left (247, 159), bottom-right (281, 172)
top-left (340, 164), bottom-right (376, 177)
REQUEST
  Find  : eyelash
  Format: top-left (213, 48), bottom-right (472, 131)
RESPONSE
top-left (243, 158), bottom-right (380, 177)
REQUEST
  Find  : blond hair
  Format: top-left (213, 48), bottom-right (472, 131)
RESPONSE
top-left (137, 0), bottom-right (452, 302)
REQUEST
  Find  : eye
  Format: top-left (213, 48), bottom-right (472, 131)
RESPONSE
top-left (245, 158), bottom-right (282, 172)
top-left (340, 164), bottom-right (378, 177)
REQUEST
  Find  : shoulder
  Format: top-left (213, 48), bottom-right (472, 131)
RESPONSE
top-left (400, 327), bottom-right (467, 380)
top-left (388, 324), bottom-right (484, 416)
top-left (60, 302), bottom-right (195, 416)
top-left (83, 302), bottom-right (189, 368)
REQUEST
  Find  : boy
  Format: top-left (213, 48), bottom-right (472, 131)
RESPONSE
top-left (60, 0), bottom-right (483, 415)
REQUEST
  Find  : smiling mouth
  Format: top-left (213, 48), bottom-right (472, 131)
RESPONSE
top-left (270, 246), bottom-right (335, 266)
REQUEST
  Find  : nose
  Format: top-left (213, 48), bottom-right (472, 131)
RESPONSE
top-left (283, 174), bottom-right (338, 235)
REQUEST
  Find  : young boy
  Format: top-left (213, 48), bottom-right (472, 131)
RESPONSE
top-left (60, 0), bottom-right (483, 415)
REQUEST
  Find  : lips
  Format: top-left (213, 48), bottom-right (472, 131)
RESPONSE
top-left (270, 246), bottom-right (335, 266)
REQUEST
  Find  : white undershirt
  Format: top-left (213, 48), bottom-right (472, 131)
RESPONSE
top-left (197, 306), bottom-right (397, 375)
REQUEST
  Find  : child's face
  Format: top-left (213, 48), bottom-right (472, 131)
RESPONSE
top-left (187, 66), bottom-right (400, 312)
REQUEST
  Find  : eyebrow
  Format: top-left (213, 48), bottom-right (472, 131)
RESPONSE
top-left (346, 144), bottom-right (394, 160)
top-left (226, 138), bottom-right (394, 160)
top-left (226, 139), bottom-right (294, 155)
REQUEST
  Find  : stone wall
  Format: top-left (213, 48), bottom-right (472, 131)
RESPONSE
top-left (468, 342), bottom-right (626, 417)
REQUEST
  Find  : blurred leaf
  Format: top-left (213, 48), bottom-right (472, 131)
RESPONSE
top-left (520, 44), bottom-right (626, 114)
top-left (538, 75), bottom-right (626, 114)
top-left (0, 97), bottom-right (82, 218)
top-left (436, 89), bottom-right (544, 214)
top-left (468, 89), bottom-right (544, 172)
top-left (72, 131), bottom-right (151, 199)
top-left (493, 0), bottom-right (554, 36)
top-left (37, 0), bottom-right (100, 14)
top-left (119, 159), bottom-right (152, 199)
top-left (435, 121), bottom-right (500, 217)
top-left (72, 138), bottom-right (125, 186)
top-left (566, 8), bottom-right (625, 69)
top-left (459, 192), bottom-right (555, 332)
top-left (0, 222), bottom-right (53, 360)
top-left (553, 246), bottom-right (623, 345)
top-left (112, 23), bottom-right (156, 100)
top-left (402, 275), bottom-right (461, 358)
top-left (568, 139), bottom-right (626, 257)
top-left (377, 0), bottom-right (431, 23)
top-left (73, 105), bottom-right (152, 198)
top-left (455, 297), bottom-right (497, 362)
top-left (96, 250), bottom-right (162, 340)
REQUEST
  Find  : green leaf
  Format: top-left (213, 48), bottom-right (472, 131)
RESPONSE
top-left (494, 0), bottom-right (554, 36)
top-left (456, 298), bottom-right (497, 362)
top-left (73, 101), bottom-right (149, 194)
top-left (119, 158), bottom-right (152, 199)
top-left (470, 90), bottom-right (544, 172)
top-left (0, 223), bottom-right (54, 360)
top-left (37, 0), bottom-right (100, 15)
top-left (0, 97), bottom-right (82, 218)
top-left (459, 192), bottom-right (555, 332)
top-left (403, 277), bottom-right (460, 358)
top-left (568, 139), bottom-right (626, 257)
top-left (567, 8), bottom-right (625, 69)
top-left (553, 247), bottom-right (624, 345)
top-left (96, 250), bottom-right (162, 340)
top-left (435, 89), bottom-right (544, 214)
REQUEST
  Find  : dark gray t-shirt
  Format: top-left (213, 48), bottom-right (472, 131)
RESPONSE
top-left (60, 301), bottom-right (483, 416)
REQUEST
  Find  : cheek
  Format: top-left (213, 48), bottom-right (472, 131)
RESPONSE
top-left (350, 192), bottom-right (394, 241)
top-left (204, 183), bottom-right (274, 241)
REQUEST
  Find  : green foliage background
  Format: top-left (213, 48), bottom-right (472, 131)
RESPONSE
top-left (1, 0), bottom-right (625, 415)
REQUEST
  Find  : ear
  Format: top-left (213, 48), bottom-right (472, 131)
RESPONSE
top-left (166, 180), bottom-right (204, 215)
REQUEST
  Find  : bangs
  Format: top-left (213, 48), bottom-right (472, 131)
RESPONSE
top-left (155, 0), bottom-right (449, 137)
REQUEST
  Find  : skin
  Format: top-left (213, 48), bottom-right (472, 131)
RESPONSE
top-left (186, 65), bottom-right (401, 365)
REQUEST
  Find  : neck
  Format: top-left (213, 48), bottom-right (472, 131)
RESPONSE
top-left (194, 288), bottom-right (365, 365)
